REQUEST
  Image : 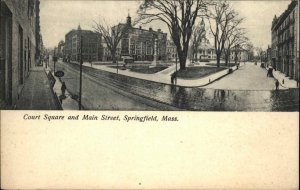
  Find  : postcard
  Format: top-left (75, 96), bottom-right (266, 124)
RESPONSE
top-left (0, 0), bottom-right (299, 189)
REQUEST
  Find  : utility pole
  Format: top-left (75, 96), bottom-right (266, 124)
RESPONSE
top-left (79, 30), bottom-right (83, 110)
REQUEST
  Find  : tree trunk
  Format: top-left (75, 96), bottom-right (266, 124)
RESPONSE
top-left (179, 54), bottom-right (187, 70)
top-left (216, 51), bottom-right (221, 67)
top-left (111, 50), bottom-right (116, 63)
top-left (225, 50), bottom-right (229, 66)
top-left (195, 47), bottom-right (198, 62)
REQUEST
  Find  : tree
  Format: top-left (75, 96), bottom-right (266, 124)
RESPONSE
top-left (221, 11), bottom-right (247, 65)
top-left (255, 47), bottom-right (264, 63)
top-left (244, 42), bottom-right (254, 61)
top-left (93, 19), bottom-right (132, 63)
top-left (224, 27), bottom-right (248, 65)
top-left (137, 0), bottom-right (211, 70)
top-left (190, 19), bottom-right (206, 62)
top-left (207, 0), bottom-right (237, 67)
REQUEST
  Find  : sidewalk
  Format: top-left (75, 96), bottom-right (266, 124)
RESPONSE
top-left (272, 70), bottom-right (298, 88)
top-left (15, 66), bottom-right (61, 110)
top-left (264, 65), bottom-right (299, 89)
top-left (77, 61), bottom-right (242, 87)
top-left (45, 68), bottom-right (78, 110)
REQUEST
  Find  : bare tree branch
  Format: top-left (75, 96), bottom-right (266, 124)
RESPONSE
top-left (137, 0), bottom-right (211, 70)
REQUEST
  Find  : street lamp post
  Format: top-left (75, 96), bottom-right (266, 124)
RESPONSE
top-left (79, 31), bottom-right (83, 110)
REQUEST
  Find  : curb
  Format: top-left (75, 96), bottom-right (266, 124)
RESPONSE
top-left (71, 61), bottom-right (242, 88)
top-left (45, 69), bottom-right (63, 110)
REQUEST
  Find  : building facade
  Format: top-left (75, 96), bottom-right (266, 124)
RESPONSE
top-left (196, 38), bottom-right (216, 61)
top-left (271, 0), bottom-right (299, 82)
top-left (190, 18), bottom-right (216, 62)
top-left (115, 15), bottom-right (167, 62)
top-left (166, 40), bottom-right (177, 61)
top-left (230, 47), bottom-right (249, 63)
top-left (64, 25), bottom-right (102, 62)
top-left (0, 0), bottom-right (41, 108)
top-left (57, 40), bottom-right (65, 58)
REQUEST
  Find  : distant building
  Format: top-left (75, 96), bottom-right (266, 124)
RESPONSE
top-left (191, 18), bottom-right (216, 61)
top-left (230, 47), bottom-right (249, 63)
top-left (197, 38), bottom-right (216, 60)
top-left (0, 0), bottom-right (41, 108)
top-left (271, 0), bottom-right (299, 81)
top-left (64, 25), bottom-right (102, 62)
top-left (99, 41), bottom-right (116, 61)
top-left (114, 15), bottom-right (168, 61)
top-left (57, 40), bottom-right (65, 58)
top-left (166, 40), bottom-right (177, 61)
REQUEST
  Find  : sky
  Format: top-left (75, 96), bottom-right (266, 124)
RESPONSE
top-left (40, 0), bottom-right (291, 50)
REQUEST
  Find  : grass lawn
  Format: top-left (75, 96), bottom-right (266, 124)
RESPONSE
top-left (109, 65), bottom-right (168, 74)
top-left (206, 63), bottom-right (238, 67)
top-left (176, 67), bottom-right (227, 79)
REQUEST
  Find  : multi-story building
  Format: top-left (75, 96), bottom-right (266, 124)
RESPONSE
top-left (271, 0), bottom-right (299, 81)
top-left (0, 0), bottom-right (41, 108)
top-left (57, 40), bottom-right (65, 58)
top-left (167, 40), bottom-right (177, 61)
top-left (230, 47), bottom-right (249, 63)
top-left (196, 39), bottom-right (216, 61)
top-left (64, 25), bottom-right (102, 62)
top-left (114, 15), bottom-right (168, 62)
top-left (190, 18), bottom-right (216, 62)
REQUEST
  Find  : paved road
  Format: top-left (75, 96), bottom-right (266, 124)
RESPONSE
top-left (205, 62), bottom-right (279, 90)
top-left (50, 61), bottom-right (179, 110)
top-left (49, 61), bottom-right (299, 111)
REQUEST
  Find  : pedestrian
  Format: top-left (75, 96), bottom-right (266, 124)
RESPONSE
top-left (61, 82), bottom-right (67, 96)
top-left (171, 74), bottom-right (174, 85)
top-left (89, 57), bottom-right (93, 67)
top-left (174, 72), bottom-right (177, 85)
top-left (275, 80), bottom-right (279, 90)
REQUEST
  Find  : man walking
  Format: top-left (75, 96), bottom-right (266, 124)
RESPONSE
top-left (61, 82), bottom-right (67, 96)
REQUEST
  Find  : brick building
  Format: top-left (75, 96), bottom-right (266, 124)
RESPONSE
top-left (113, 15), bottom-right (167, 62)
top-left (271, 0), bottom-right (299, 82)
top-left (0, 0), bottom-right (41, 108)
top-left (64, 25), bottom-right (102, 62)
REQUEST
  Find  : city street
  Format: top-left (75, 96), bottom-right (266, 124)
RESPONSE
top-left (205, 62), bottom-right (279, 90)
top-left (50, 61), bottom-right (180, 110)
top-left (49, 61), bottom-right (299, 111)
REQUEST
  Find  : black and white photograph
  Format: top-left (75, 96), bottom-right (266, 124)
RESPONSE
top-left (0, 0), bottom-right (299, 111)
top-left (0, 1), bottom-right (299, 189)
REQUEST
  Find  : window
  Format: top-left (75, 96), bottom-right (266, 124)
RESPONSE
top-left (146, 41), bottom-right (152, 55)
top-left (130, 39), bottom-right (135, 55)
top-left (18, 25), bottom-right (24, 84)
